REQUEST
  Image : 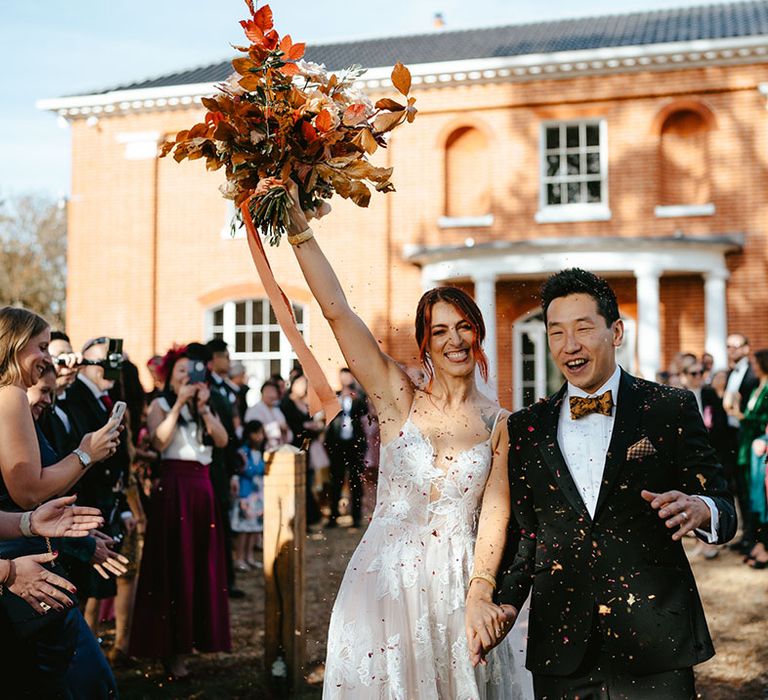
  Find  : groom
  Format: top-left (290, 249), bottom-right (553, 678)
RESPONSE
top-left (472, 269), bottom-right (737, 699)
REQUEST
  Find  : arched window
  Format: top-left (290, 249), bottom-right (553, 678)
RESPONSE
top-left (207, 299), bottom-right (306, 398)
top-left (444, 126), bottom-right (490, 218)
top-left (659, 108), bottom-right (712, 207)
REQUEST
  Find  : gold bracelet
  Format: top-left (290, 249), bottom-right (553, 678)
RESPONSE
top-left (469, 571), bottom-right (497, 590)
top-left (287, 227), bottom-right (314, 246)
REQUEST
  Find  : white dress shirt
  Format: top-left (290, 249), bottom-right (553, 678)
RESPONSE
top-left (557, 365), bottom-right (718, 542)
top-left (558, 365), bottom-right (622, 518)
top-left (725, 357), bottom-right (750, 428)
top-left (54, 390), bottom-right (72, 434)
top-left (76, 373), bottom-right (109, 406)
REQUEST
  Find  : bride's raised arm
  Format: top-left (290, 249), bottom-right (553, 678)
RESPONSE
top-left (282, 185), bottom-right (413, 427)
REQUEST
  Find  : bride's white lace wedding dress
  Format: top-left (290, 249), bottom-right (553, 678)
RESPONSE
top-left (323, 410), bottom-right (532, 699)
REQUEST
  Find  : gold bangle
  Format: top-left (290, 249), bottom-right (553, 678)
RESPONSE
top-left (469, 571), bottom-right (497, 590)
top-left (287, 227), bottom-right (314, 246)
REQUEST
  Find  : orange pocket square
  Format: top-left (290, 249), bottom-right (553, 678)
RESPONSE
top-left (626, 437), bottom-right (657, 460)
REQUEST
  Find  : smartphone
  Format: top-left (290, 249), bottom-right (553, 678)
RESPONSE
top-left (187, 359), bottom-right (207, 385)
top-left (110, 400), bottom-right (127, 425)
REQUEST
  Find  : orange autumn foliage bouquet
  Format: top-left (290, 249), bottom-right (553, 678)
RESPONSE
top-left (160, 0), bottom-right (417, 244)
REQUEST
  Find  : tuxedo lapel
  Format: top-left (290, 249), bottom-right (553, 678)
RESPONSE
top-left (537, 386), bottom-right (592, 522)
top-left (593, 369), bottom-right (643, 519)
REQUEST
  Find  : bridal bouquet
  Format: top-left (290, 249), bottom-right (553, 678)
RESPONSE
top-left (160, 0), bottom-right (417, 244)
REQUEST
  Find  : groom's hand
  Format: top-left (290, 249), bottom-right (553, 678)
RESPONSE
top-left (641, 489), bottom-right (711, 540)
top-left (465, 589), bottom-right (517, 667)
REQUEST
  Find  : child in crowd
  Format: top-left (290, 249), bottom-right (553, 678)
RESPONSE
top-left (231, 420), bottom-right (266, 571)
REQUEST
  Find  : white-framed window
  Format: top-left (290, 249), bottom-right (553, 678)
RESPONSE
top-left (206, 299), bottom-right (307, 404)
top-left (535, 120), bottom-right (611, 224)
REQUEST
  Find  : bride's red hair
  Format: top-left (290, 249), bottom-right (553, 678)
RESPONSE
top-left (414, 287), bottom-right (488, 384)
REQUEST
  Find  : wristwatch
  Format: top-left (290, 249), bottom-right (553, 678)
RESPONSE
top-left (73, 448), bottom-right (92, 469)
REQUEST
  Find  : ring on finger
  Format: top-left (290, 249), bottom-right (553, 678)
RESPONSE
top-left (39, 601), bottom-right (51, 612)
top-left (680, 510), bottom-right (688, 521)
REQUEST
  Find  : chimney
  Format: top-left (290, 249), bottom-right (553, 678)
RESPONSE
top-left (433, 12), bottom-right (445, 30)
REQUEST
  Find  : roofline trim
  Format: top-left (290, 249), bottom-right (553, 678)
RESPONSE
top-left (403, 233), bottom-right (745, 266)
top-left (38, 34), bottom-right (768, 118)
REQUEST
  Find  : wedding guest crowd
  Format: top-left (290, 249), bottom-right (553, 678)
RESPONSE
top-left (0, 308), bottom-right (379, 692)
top-left (6, 288), bottom-right (768, 697)
top-left (660, 337), bottom-right (768, 569)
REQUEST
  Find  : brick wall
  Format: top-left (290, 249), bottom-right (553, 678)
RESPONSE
top-left (65, 59), bottom-right (768, 393)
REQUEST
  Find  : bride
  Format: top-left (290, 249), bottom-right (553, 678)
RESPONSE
top-left (280, 186), bottom-right (530, 699)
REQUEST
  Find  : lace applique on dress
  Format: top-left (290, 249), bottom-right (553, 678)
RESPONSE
top-left (323, 411), bottom-right (531, 699)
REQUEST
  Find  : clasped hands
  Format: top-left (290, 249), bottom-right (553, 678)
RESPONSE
top-left (464, 581), bottom-right (517, 667)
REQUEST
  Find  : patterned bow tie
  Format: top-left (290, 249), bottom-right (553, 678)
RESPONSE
top-left (569, 390), bottom-right (614, 420)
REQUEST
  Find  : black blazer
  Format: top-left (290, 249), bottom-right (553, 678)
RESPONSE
top-left (324, 394), bottom-right (367, 450)
top-left (497, 370), bottom-right (737, 677)
top-left (701, 386), bottom-right (734, 463)
top-left (64, 377), bottom-right (130, 513)
top-left (731, 362), bottom-right (759, 415)
top-left (38, 401), bottom-right (79, 457)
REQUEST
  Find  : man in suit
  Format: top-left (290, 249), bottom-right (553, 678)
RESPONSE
top-left (64, 337), bottom-right (132, 626)
top-left (724, 333), bottom-right (759, 552)
top-left (469, 269), bottom-right (737, 699)
top-left (39, 331), bottom-right (81, 456)
top-left (325, 369), bottom-right (369, 528)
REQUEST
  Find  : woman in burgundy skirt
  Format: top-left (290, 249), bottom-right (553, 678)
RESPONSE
top-left (130, 347), bottom-right (231, 679)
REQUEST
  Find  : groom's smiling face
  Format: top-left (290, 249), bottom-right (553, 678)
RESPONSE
top-left (546, 293), bottom-right (623, 394)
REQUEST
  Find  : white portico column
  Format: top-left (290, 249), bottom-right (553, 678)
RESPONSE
top-left (472, 273), bottom-right (498, 395)
top-left (704, 268), bottom-right (729, 370)
top-left (635, 265), bottom-right (662, 381)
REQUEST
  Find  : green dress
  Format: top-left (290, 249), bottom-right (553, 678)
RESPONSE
top-left (738, 382), bottom-right (768, 521)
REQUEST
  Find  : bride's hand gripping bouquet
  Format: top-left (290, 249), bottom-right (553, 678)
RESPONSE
top-left (160, 0), bottom-right (417, 244)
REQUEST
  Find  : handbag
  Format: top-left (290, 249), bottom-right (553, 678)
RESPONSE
top-left (0, 537), bottom-right (78, 639)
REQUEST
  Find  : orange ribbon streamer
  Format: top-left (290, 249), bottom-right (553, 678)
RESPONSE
top-left (240, 203), bottom-right (340, 423)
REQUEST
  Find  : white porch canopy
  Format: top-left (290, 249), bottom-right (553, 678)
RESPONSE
top-left (404, 234), bottom-right (743, 388)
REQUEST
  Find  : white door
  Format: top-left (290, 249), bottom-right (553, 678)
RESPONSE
top-left (513, 315), bottom-right (550, 410)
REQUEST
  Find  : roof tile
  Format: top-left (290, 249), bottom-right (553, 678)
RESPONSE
top-left (93, 1), bottom-right (768, 94)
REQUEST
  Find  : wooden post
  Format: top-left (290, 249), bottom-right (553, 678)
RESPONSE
top-left (263, 445), bottom-right (306, 692)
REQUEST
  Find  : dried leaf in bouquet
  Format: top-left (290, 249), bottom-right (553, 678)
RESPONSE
top-left (159, 0), bottom-right (417, 245)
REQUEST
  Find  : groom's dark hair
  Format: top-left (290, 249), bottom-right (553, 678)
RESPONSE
top-left (541, 268), bottom-right (620, 327)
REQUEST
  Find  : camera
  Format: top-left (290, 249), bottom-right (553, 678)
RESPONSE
top-left (54, 338), bottom-right (125, 381)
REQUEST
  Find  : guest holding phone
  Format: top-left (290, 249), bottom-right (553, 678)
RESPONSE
top-left (61, 336), bottom-right (134, 634)
top-left (0, 306), bottom-right (120, 697)
top-left (130, 346), bottom-right (231, 680)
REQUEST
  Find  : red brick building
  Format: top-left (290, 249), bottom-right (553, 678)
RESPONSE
top-left (40, 1), bottom-right (768, 409)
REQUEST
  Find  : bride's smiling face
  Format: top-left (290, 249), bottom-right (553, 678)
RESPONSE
top-left (428, 301), bottom-right (477, 380)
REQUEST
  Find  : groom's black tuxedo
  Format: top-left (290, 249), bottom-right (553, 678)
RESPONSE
top-left (497, 370), bottom-right (736, 679)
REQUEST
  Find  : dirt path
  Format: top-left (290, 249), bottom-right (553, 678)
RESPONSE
top-left (114, 526), bottom-right (767, 699)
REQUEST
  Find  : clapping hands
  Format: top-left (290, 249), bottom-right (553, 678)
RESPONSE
top-left (30, 495), bottom-right (103, 539)
top-left (90, 530), bottom-right (129, 580)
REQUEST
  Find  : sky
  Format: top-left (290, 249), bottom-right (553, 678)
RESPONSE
top-left (1, 0), bottom-right (728, 200)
